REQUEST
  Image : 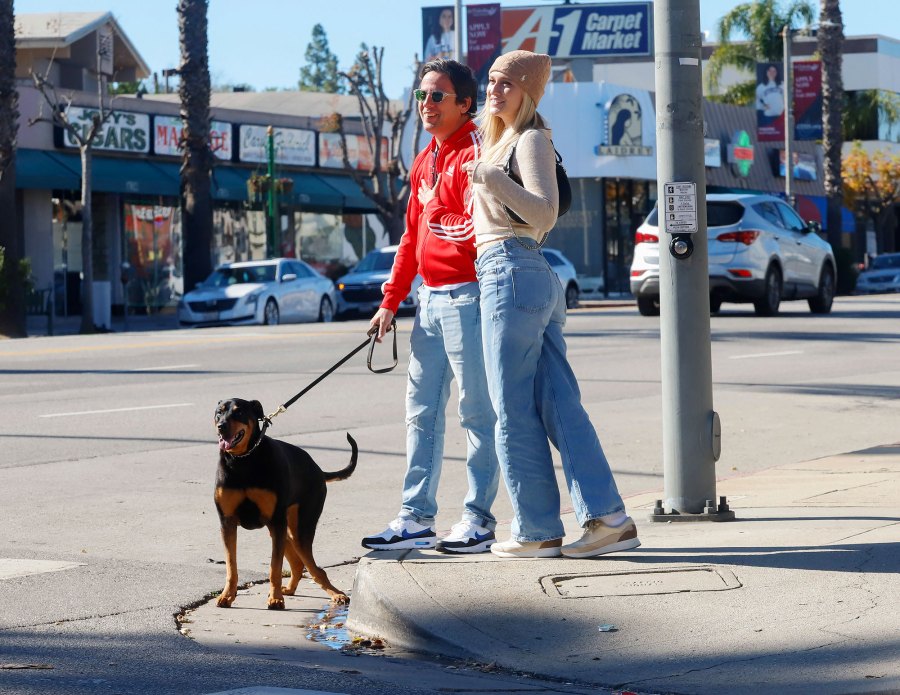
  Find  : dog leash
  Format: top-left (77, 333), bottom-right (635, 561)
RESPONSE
top-left (261, 320), bottom-right (398, 430)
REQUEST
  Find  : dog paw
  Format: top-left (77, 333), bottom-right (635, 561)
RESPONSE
top-left (281, 585), bottom-right (297, 596)
top-left (216, 593), bottom-right (235, 608)
top-left (330, 592), bottom-right (350, 605)
top-left (267, 597), bottom-right (286, 610)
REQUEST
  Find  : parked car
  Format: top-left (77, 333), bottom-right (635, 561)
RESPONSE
top-left (855, 253), bottom-right (900, 294)
top-left (177, 258), bottom-right (337, 327)
top-left (629, 193), bottom-right (836, 317)
top-left (541, 247), bottom-right (581, 309)
top-left (335, 246), bottom-right (422, 317)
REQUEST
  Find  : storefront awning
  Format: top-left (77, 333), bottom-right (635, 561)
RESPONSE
top-left (15, 149), bottom-right (80, 190)
top-left (317, 174), bottom-right (376, 212)
top-left (287, 172), bottom-right (345, 210)
top-left (32, 151), bottom-right (181, 196)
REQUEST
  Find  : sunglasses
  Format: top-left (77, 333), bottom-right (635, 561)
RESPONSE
top-left (414, 89), bottom-right (457, 103)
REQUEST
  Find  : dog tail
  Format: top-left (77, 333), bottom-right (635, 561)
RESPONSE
top-left (323, 433), bottom-right (358, 482)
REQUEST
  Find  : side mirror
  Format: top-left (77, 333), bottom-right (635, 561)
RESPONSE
top-left (806, 220), bottom-right (822, 235)
top-left (281, 273), bottom-right (298, 283)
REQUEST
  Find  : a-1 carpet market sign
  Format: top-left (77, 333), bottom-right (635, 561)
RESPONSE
top-left (502, 2), bottom-right (652, 58)
top-left (58, 107), bottom-right (150, 153)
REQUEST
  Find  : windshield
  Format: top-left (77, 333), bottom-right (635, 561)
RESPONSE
top-left (204, 264), bottom-right (276, 287)
top-left (354, 250), bottom-right (396, 273)
top-left (871, 255), bottom-right (900, 270)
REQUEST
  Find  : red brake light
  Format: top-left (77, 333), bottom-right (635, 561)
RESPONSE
top-left (635, 230), bottom-right (659, 244)
top-left (717, 230), bottom-right (760, 245)
top-left (727, 269), bottom-right (753, 278)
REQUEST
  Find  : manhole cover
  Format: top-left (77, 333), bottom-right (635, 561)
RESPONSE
top-left (543, 565), bottom-right (741, 598)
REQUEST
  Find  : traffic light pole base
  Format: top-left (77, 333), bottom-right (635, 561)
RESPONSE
top-left (649, 496), bottom-right (736, 522)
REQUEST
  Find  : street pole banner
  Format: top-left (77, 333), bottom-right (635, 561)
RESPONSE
top-left (466, 3), bottom-right (502, 102)
top-left (422, 6), bottom-right (456, 62)
top-left (755, 62), bottom-right (785, 142)
top-left (793, 60), bottom-right (823, 141)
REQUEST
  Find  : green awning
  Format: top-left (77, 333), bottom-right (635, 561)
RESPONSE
top-left (286, 172), bottom-right (344, 210)
top-left (15, 149), bottom-right (80, 190)
top-left (317, 174), bottom-right (376, 211)
top-left (210, 165), bottom-right (250, 201)
top-left (37, 151), bottom-right (181, 196)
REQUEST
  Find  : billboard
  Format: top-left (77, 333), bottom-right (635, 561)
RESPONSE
top-left (502, 3), bottom-right (651, 58)
top-left (756, 62), bottom-right (785, 142)
top-left (238, 125), bottom-right (315, 166)
top-left (778, 150), bottom-right (817, 181)
top-left (422, 6), bottom-right (456, 62)
top-left (154, 115), bottom-right (232, 160)
top-left (467, 3), bottom-right (502, 98)
top-left (793, 61), bottom-right (823, 141)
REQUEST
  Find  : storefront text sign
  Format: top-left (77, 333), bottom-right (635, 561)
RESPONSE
top-left (60, 107), bottom-right (150, 153)
top-left (595, 91), bottom-right (653, 157)
top-left (239, 125), bottom-right (315, 166)
top-left (727, 130), bottom-right (755, 177)
top-left (154, 115), bottom-right (232, 160)
top-left (502, 2), bottom-right (652, 58)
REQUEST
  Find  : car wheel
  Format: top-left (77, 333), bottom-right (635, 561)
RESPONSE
top-left (263, 298), bottom-right (280, 325)
top-left (637, 295), bottom-right (660, 316)
top-left (565, 282), bottom-right (579, 309)
top-left (709, 295), bottom-right (723, 314)
top-left (754, 266), bottom-right (782, 316)
top-left (318, 296), bottom-right (334, 323)
top-left (808, 265), bottom-right (835, 314)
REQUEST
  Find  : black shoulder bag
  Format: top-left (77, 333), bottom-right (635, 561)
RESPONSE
top-left (502, 140), bottom-right (572, 225)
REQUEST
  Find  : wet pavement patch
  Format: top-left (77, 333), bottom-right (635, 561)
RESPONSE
top-left (543, 565), bottom-right (742, 598)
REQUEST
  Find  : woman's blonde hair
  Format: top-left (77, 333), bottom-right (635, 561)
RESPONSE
top-left (476, 91), bottom-right (547, 165)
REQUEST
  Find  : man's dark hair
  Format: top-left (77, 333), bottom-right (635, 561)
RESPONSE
top-left (419, 59), bottom-right (478, 116)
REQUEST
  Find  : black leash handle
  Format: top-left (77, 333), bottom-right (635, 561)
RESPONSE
top-left (265, 321), bottom-right (398, 424)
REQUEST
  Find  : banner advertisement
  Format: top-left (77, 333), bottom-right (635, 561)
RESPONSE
top-left (778, 150), bottom-right (817, 181)
top-left (239, 125), bottom-right (315, 166)
top-left (318, 133), bottom-right (389, 170)
top-left (704, 138), bottom-right (722, 168)
top-left (422, 6), bottom-right (456, 62)
top-left (756, 62), bottom-right (785, 142)
top-left (154, 115), bottom-right (232, 160)
top-left (123, 203), bottom-right (182, 308)
top-left (793, 60), bottom-right (823, 141)
top-left (60, 107), bottom-right (150, 153)
top-left (502, 3), bottom-right (651, 58)
top-left (466, 3), bottom-right (502, 97)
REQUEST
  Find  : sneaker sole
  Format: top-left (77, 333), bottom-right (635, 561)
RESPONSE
top-left (490, 546), bottom-right (562, 558)
top-left (362, 538), bottom-right (436, 551)
top-left (435, 539), bottom-right (495, 554)
top-left (560, 537), bottom-right (641, 559)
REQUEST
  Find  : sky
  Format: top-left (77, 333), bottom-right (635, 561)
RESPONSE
top-left (14, 0), bottom-right (895, 99)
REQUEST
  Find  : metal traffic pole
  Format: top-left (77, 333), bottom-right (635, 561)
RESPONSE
top-left (782, 24), bottom-right (794, 206)
top-left (650, 0), bottom-right (733, 523)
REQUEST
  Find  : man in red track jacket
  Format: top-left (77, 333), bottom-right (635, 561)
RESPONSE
top-left (362, 60), bottom-right (500, 555)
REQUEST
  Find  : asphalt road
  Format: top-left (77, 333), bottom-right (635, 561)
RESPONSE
top-left (1, 293), bottom-right (898, 694)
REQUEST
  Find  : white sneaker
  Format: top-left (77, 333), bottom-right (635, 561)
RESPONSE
top-left (435, 520), bottom-right (496, 554)
top-left (490, 538), bottom-right (563, 558)
top-left (361, 517), bottom-right (436, 550)
top-left (560, 517), bottom-right (640, 559)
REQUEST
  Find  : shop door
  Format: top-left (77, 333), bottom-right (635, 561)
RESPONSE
top-left (604, 179), bottom-right (651, 295)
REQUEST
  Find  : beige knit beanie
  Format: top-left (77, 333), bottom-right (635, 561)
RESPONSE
top-left (489, 50), bottom-right (552, 106)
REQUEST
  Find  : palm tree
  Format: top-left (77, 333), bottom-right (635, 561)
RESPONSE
top-left (178, 0), bottom-right (213, 293)
top-left (818, 0), bottom-right (844, 250)
top-left (706, 0), bottom-right (815, 105)
top-left (0, 0), bottom-right (25, 338)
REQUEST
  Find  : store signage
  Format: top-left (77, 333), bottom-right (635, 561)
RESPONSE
top-left (727, 130), bottom-right (755, 177)
top-left (502, 2), bottom-right (651, 59)
top-left (704, 138), bottom-right (721, 168)
top-left (59, 107), bottom-right (150, 153)
top-left (319, 133), bottom-right (389, 170)
top-left (239, 125), bottom-right (315, 166)
top-left (595, 92), bottom-right (652, 156)
top-left (154, 115), bottom-right (233, 160)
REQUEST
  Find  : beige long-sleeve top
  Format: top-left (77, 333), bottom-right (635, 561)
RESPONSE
top-left (470, 127), bottom-right (559, 250)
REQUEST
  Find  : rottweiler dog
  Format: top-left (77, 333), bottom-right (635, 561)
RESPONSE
top-left (213, 397), bottom-right (357, 608)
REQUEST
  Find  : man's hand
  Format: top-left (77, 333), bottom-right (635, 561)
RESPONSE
top-left (369, 307), bottom-right (396, 342)
top-left (418, 176), bottom-right (439, 207)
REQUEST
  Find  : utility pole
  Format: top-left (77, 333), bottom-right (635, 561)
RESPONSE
top-left (650, 0), bottom-right (733, 523)
top-left (266, 125), bottom-right (277, 258)
top-left (783, 25), bottom-right (794, 205)
top-left (454, 0), bottom-right (463, 62)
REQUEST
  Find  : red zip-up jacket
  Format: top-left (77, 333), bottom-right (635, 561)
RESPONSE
top-left (380, 119), bottom-right (481, 314)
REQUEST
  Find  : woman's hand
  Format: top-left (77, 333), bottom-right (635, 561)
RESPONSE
top-left (461, 161), bottom-right (476, 180)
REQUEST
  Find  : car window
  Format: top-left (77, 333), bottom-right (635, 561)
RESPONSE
top-left (288, 262), bottom-right (312, 278)
top-left (752, 202), bottom-right (784, 228)
top-left (250, 265), bottom-right (276, 283)
top-left (645, 207), bottom-right (659, 226)
top-left (775, 202), bottom-right (807, 232)
top-left (872, 255), bottom-right (900, 269)
top-left (543, 251), bottom-right (563, 267)
top-left (355, 251), bottom-right (396, 273)
top-left (706, 202), bottom-right (745, 227)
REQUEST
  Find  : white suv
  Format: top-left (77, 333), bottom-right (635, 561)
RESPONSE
top-left (630, 193), bottom-right (836, 316)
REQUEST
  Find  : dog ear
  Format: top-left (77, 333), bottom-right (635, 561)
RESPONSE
top-left (251, 400), bottom-right (265, 421)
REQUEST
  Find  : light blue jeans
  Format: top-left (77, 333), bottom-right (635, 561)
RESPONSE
top-left (476, 238), bottom-right (626, 542)
top-left (399, 282), bottom-right (499, 531)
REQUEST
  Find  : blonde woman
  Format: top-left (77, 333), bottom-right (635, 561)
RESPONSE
top-left (464, 50), bottom-right (640, 558)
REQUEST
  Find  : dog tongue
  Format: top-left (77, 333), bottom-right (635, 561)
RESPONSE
top-left (218, 435), bottom-right (230, 451)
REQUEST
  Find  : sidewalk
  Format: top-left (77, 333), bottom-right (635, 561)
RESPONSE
top-left (190, 445), bottom-right (900, 695)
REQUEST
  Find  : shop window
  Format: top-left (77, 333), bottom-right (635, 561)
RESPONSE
top-left (123, 202), bottom-right (183, 312)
